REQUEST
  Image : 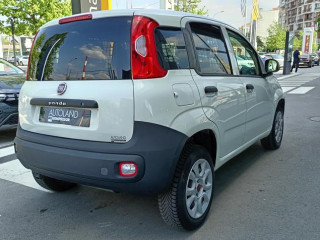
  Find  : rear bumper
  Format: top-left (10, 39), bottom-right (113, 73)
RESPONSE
top-left (15, 122), bottom-right (188, 194)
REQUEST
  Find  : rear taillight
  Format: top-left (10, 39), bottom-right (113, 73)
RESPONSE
top-left (131, 16), bottom-right (167, 79)
top-left (59, 14), bottom-right (92, 24)
top-left (26, 30), bottom-right (39, 80)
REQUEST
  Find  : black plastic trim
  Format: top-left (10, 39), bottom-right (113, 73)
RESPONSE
top-left (30, 98), bottom-right (98, 108)
top-left (15, 122), bottom-right (188, 194)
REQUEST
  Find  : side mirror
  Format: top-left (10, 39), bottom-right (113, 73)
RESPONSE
top-left (265, 59), bottom-right (280, 74)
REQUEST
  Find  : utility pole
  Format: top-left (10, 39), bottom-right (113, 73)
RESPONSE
top-left (10, 18), bottom-right (17, 66)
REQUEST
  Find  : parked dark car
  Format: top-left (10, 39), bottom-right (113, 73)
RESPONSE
top-left (299, 54), bottom-right (315, 68)
top-left (0, 59), bottom-right (25, 129)
top-left (310, 53), bottom-right (319, 66)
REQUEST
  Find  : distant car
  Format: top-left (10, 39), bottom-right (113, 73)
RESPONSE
top-left (299, 54), bottom-right (315, 68)
top-left (18, 56), bottom-right (29, 66)
top-left (310, 53), bottom-right (319, 66)
top-left (7, 56), bottom-right (20, 65)
top-left (265, 54), bottom-right (284, 68)
top-left (0, 59), bottom-right (25, 130)
top-left (260, 54), bottom-right (271, 63)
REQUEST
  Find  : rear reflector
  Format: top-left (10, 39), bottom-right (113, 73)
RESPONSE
top-left (59, 14), bottom-right (92, 24)
top-left (119, 162), bottom-right (137, 177)
top-left (131, 16), bottom-right (167, 79)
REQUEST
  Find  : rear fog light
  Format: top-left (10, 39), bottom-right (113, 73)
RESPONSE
top-left (119, 162), bottom-right (137, 177)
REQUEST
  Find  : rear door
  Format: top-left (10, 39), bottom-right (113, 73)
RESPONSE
top-left (19, 15), bottom-right (134, 143)
top-left (182, 19), bottom-right (247, 158)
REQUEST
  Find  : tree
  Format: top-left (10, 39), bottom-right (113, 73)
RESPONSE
top-left (175, 0), bottom-right (208, 15)
top-left (256, 36), bottom-right (266, 52)
top-left (0, 0), bottom-right (71, 36)
top-left (266, 22), bottom-right (286, 51)
top-left (312, 31), bottom-right (318, 51)
top-left (293, 31), bottom-right (303, 50)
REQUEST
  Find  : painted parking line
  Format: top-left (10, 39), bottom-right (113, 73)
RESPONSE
top-left (281, 87), bottom-right (296, 93)
top-left (288, 87), bottom-right (315, 95)
top-left (0, 159), bottom-right (51, 192)
top-left (0, 146), bottom-right (15, 158)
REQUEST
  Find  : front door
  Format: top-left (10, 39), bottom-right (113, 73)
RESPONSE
top-left (226, 30), bottom-right (273, 143)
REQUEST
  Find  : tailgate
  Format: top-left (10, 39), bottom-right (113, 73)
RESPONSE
top-left (19, 15), bottom-right (134, 143)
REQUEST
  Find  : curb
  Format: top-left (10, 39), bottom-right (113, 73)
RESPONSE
top-left (276, 73), bottom-right (302, 80)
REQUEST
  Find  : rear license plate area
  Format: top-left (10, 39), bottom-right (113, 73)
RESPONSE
top-left (39, 107), bottom-right (91, 127)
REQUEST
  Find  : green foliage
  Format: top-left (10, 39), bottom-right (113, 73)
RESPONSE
top-left (293, 31), bottom-right (303, 50)
top-left (266, 22), bottom-right (286, 51)
top-left (256, 36), bottom-right (266, 52)
top-left (0, 0), bottom-right (72, 36)
top-left (174, 0), bottom-right (208, 16)
top-left (312, 31), bottom-right (318, 51)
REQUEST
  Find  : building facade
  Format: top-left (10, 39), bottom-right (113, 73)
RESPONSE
top-left (0, 34), bottom-right (32, 59)
top-left (257, 8), bottom-right (280, 41)
top-left (279, 0), bottom-right (320, 32)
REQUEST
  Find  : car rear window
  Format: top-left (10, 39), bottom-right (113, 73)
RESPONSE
top-left (154, 28), bottom-right (189, 70)
top-left (28, 16), bottom-right (132, 81)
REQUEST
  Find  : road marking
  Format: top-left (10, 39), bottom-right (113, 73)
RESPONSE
top-left (288, 87), bottom-right (315, 95)
top-left (280, 84), bottom-right (301, 86)
top-left (277, 73), bottom-right (302, 80)
top-left (0, 146), bottom-right (15, 158)
top-left (281, 87), bottom-right (296, 93)
top-left (279, 81), bottom-right (310, 83)
top-left (0, 159), bottom-right (51, 192)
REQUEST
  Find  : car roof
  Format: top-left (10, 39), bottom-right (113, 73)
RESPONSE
top-left (41, 9), bottom-right (238, 32)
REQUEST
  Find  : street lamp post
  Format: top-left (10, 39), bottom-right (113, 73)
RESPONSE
top-left (10, 18), bottom-right (17, 66)
top-left (213, 11), bottom-right (224, 17)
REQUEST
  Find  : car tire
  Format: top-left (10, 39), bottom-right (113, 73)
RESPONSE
top-left (20, 61), bottom-right (23, 66)
top-left (32, 172), bottom-right (76, 192)
top-left (261, 108), bottom-right (284, 150)
top-left (158, 144), bottom-right (214, 231)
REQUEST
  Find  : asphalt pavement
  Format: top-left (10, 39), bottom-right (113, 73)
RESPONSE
top-left (0, 66), bottom-right (319, 240)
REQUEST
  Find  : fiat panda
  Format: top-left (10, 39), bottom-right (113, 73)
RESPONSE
top-left (15, 9), bottom-right (284, 230)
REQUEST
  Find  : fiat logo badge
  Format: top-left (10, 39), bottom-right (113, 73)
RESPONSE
top-left (57, 82), bottom-right (67, 95)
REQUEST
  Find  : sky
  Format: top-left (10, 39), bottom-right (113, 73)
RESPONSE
top-left (112, 0), bottom-right (279, 28)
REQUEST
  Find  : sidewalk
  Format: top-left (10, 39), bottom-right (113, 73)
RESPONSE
top-left (273, 72), bottom-right (302, 80)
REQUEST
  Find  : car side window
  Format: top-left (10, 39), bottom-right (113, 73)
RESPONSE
top-left (227, 30), bottom-right (261, 76)
top-left (190, 22), bottom-right (232, 75)
top-left (154, 28), bottom-right (189, 70)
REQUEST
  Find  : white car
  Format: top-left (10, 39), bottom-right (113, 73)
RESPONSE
top-left (15, 10), bottom-right (284, 230)
top-left (18, 56), bottom-right (29, 66)
top-left (266, 54), bottom-right (284, 68)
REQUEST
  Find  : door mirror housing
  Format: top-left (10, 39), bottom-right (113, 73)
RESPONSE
top-left (265, 59), bottom-right (280, 74)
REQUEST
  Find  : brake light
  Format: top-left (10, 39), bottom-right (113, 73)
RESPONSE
top-left (59, 14), bottom-right (92, 24)
top-left (131, 16), bottom-right (167, 79)
top-left (26, 30), bottom-right (39, 80)
top-left (119, 162), bottom-right (137, 177)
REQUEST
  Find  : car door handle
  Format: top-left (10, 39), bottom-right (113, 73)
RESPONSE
top-left (246, 84), bottom-right (254, 90)
top-left (205, 86), bottom-right (218, 94)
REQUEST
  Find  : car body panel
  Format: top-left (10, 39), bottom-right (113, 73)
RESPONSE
top-left (15, 9), bottom-right (285, 194)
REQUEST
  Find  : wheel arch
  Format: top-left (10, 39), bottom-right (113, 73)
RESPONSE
top-left (277, 98), bottom-right (285, 112)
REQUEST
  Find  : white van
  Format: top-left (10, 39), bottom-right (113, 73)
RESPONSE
top-left (15, 9), bottom-right (284, 230)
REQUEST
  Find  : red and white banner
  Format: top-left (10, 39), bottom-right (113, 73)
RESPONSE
top-left (302, 28), bottom-right (314, 54)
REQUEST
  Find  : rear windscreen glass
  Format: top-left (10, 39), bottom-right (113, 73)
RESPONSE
top-left (28, 17), bottom-right (132, 81)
